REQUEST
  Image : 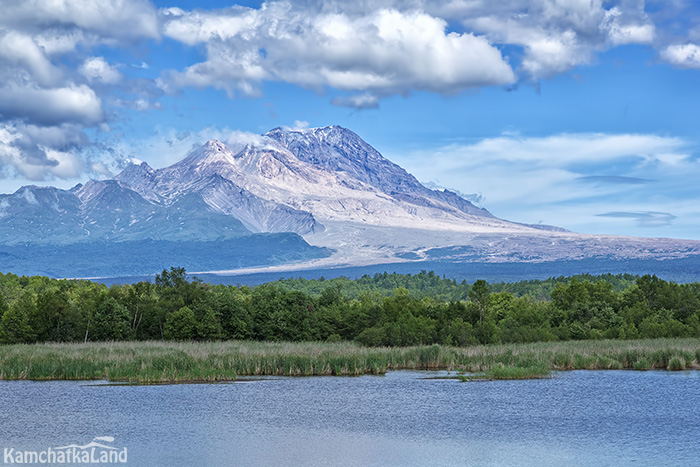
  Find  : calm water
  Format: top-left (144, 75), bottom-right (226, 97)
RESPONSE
top-left (0, 370), bottom-right (698, 466)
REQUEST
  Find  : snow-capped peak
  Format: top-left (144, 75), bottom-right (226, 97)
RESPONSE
top-left (203, 139), bottom-right (227, 152)
top-left (178, 139), bottom-right (238, 169)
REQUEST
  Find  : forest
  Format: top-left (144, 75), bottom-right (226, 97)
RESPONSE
top-left (0, 268), bottom-right (698, 346)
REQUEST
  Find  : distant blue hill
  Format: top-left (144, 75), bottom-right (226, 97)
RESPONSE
top-left (97, 256), bottom-right (700, 287)
top-left (0, 235), bottom-right (331, 278)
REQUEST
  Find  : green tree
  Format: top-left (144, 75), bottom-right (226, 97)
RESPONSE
top-left (164, 306), bottom-right (197, 340)
top-left (156, 267), bottom-right (207, 309)
top-left (0, 305), bottom-right (32, 344)
top-left (32, 289), bottom-right (80, 342)
top-left (155, 267), bottom-right (188, 289)
top-left (122, 281), bottom-right (161, 340)
top-left (354, 326), bottom-right (386, 346)
top-left (215, 291), bottom-right (252, 340)
top-left (0, 293), bottom-right (8, 320)
top-left (469, 280), bottom-right (491, 323)
top-left (91, 297), bottom-right (131, 341)
top-left (197, 308), bottom-right (223, 340)
top-left (445, 317), bottom-right (477, 346)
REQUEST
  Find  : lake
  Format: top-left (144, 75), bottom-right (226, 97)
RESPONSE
top-left (0, 370), bottom-right (698, 466)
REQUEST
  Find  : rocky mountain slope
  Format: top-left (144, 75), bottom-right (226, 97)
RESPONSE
top-left (1, 125), bottom-right (699, 276)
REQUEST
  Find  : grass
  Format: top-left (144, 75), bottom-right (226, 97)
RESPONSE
top-left (458, 363), bottom-right (552, 382)
top-left (0, 338), bottom-right (698, 383)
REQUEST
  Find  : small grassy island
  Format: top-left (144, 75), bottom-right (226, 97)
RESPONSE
top-left (0, 268), bottom-right (699, 383)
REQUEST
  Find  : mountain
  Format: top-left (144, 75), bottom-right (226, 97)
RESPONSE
top-left (0, 186), bottom-right (84, 243)
top-left (0, 180), bottom-right (252, 244)
top-left (1, 124), bottom-right (699, 277)
top-left (115, 141), bottom-right (322, 235)
top-left (264, 126), bottom-right (493, 219)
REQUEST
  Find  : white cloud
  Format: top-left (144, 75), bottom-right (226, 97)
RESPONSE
top-left (0, 123), bottom-right (86, 181)
top-left (331, 93), bottom-right (380, 109)
top-left (161, 6), bottom-right (258, 46)
top-left (0, 31), bottom-right (62, 87)
top-left (17, 123), bottom-right (89, 150)
top-left (80, 57), bottom-right (123, 84)
top-left (390, 132), bottom-right (698, 236)
top-left (107, 126), bottom-right (268, 168)
top-left (607, 22), bottom-right (655, 45)
top-left (0, 0), bottom-right (158, 142)
top-left (453, 0), bottom-right (657, 79)
top-left (521, 29), bottom-right (590, 77)
top-left (112, 98), bottom-right (161, 111)
top-left (42, 147), bottom-right (83, 179)
top-left (0, 0), bottom-right (159, 41)
top-left (660, 43), bottom-right (700, 69)
top-left (160, 5), bottom-right (516, 104)
top-left (158, 0), bottom-right (670, 98)
top-left (34, 29), bottom-right (89, 55)
top-left (158, 42), bottom-right (268, 97)
top-left (419, 133), bottom-right (689, 167)
top-left (602, 5), bottom-right (655, 46)
top-left (0, 1), bottom-right (163, 184)
top-left (291, 120), bottom-right (309, 130)
top-left (0, 84), bottom-right (103, 126)
top-left (378, 0), bottom-right (658, 80)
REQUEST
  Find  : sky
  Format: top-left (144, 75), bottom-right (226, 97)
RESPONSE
top-left (1, 0), bottom-right (699, 239)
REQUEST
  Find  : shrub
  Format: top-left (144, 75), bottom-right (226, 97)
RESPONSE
top-left (668, 356), bottom-right (686, 371)
top-left (633, 359), bottom-right (649, 371)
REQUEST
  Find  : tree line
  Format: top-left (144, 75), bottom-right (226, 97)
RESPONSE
top-left (0, 268), bottom-right (698, 346)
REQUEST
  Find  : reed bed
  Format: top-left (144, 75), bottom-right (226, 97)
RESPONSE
top-left (0, 338), bottom-right (698, 383)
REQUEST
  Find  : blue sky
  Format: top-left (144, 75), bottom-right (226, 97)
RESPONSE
top-left (1, 0), bottom-right (700, 239)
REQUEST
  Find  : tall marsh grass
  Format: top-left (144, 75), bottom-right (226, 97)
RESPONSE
top-left (0, 338), bottom-right (698, 383)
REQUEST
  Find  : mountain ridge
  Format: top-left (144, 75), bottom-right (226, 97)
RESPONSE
top-left (1, 125), bottom-right (700, 277)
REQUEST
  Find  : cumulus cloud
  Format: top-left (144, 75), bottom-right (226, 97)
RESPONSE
top-left (0, 0), bottom-right (159, 41)
top-left (156, 0), bottom-right (679, 101)
top-left (0, 1), bottom-right (163, 184)
top-left (80, 57), bottom-right (123, 84)
top-left (449, 0), bottom-right (657, 79)
top-left (161, 5), bottom-right (257, 46)
top-left (602, 6), bottom-right (655, 45)
top-left (0, 31), bottom-right (63, 87)
top-left (160, 4), bottom-right (516, 105)
top-left (0, 84), bottom-right (103, 127)
top-left (660, 43), bottom-right (700, 69)
top-left (0, 123), bottom-right (89, 180)
top-left (34, 29), bottom-right (90, 55)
